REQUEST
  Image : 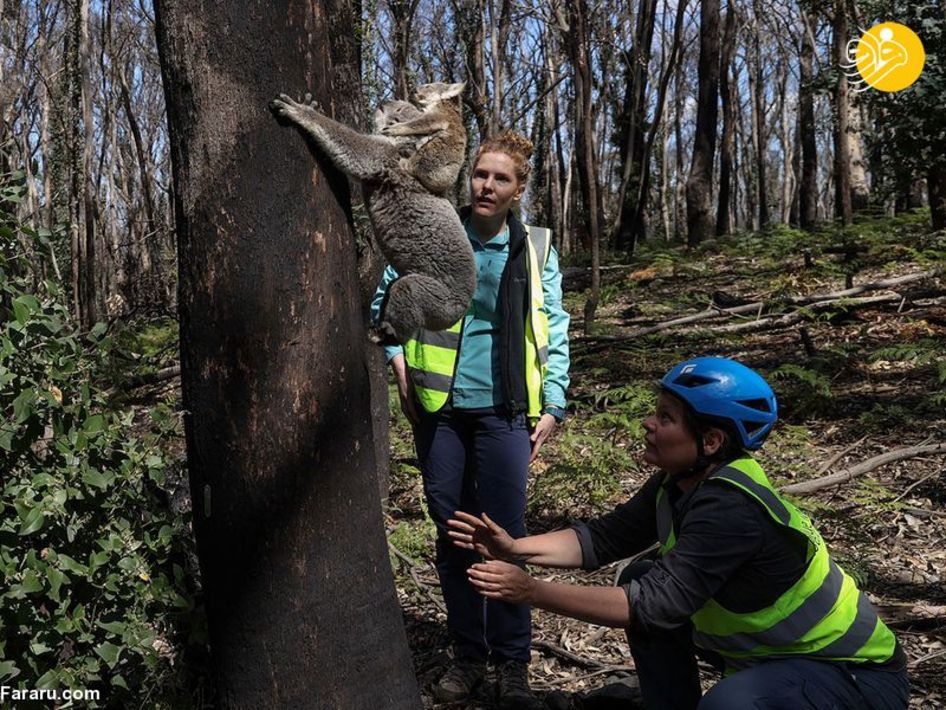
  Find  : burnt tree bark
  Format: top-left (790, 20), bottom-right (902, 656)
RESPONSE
top-left (832, 1), bottom-right (853, 226)
top-left (798, 9), bottom-right (818, 231)
top-left (686, 0), bottom-right (720, 246)
top-left (716, 5), bottom-right (736, 236)
top-left (154, 1), bottom-right (420, 707)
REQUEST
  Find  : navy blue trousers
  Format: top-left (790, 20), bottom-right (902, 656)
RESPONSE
top-left (619, 562), bottom-right (909, 709)
top-left (414, 408), bottom-right (532, 663)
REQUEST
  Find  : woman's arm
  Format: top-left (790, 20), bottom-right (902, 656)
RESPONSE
top-left (369, 265), bottom-right (404, 363)
top-left (467, 560), bottom-right (631, 627)
top-left (541, 245), bottom-right (570, 409)
top-left (448, 511), bottom-right (584, 568)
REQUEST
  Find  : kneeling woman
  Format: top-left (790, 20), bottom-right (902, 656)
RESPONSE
top-left (449, 357), bottom-right (908, 709)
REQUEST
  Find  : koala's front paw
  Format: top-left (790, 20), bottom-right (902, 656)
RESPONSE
top-left (368, 322), bottom-right (401, 346)
top-left (269, 93), bottom-right (301, 120)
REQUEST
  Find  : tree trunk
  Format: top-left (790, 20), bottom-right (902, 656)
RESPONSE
top-left (832, 2), bottom-right (853, 226)
top-left (799, 10), bottom-right (818, 231)
top-left (848, 98), bottom-right (870, 212)
top-left (929, 164), bottom-right (946, 231)
top-left (716, 5), bottom-right (736, 236)
top-left (751, 0), bottom-right (769, 229)
top-left (612, 0), bottom-right (658, 251)
top-left (686, 0), bottom-right (720, 246)
top-left (154, 1), bottom-right (420, 707)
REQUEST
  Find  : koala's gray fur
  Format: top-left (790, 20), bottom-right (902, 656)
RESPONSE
top-left (270, 91), bottom-right (475, 343)
top-left (379, 82), bottom-right (467, 197)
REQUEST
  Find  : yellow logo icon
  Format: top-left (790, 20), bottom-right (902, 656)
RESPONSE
top-left (844, 22), bottom-right (925, 92)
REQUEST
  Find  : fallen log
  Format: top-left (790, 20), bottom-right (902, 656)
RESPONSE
top-left (575, 270), bottom-right (940, 345)
top-left (781, 442), bottom-right (946, 495)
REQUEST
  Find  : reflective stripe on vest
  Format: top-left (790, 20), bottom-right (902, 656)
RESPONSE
top-left (656, 457), bottom-right (897, 670)
top-left (403, 225), bottom-right (552, 420)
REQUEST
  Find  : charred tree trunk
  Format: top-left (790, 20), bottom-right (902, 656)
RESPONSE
top-left (832, 2), bottom-right (853, 226)
top-left (154, 1), bottom-right (420, 706)
top-left (388, 0), bottom-right (420, 99)
top-left (716, 5), bottom-right (736, 236)
top-left (562, 0), bottom-right (601, 328)
top-left (799, 10), bottom-right (818, 231)
top-left (686, 0), bottom-right (720, 246)
top-left (930, 163), bottom-right (946, 231)
top-left (612, 0), bottom-right (659, 251)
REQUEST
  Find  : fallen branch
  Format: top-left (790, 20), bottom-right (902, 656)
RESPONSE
top-left (124, 365), bottom-right (182, 389)
top-left (876, 603), bottom-right (946, 630)
top-left (531, 639), bottom-right (633, 672)
top-left (576, 269), bottom-right (940, 345)
top-left (781, 443), bottom-right (946, 495)
top-left (388, 541), bottom-right (446, 614)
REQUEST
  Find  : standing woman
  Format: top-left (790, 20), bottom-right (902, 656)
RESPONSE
top-left (371, 131), bottom-right (570, 708)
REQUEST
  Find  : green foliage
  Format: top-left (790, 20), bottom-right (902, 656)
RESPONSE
top-left (388, 517), bottom-right (436, 566)
top-left (584, 381), bottom-right (656, 441)
top-left (770, 363), bottom-right (834, 415)
top-left (1, 200), bottom-right (201, 703)
top-left (870, 338), bottom-right (946, 385)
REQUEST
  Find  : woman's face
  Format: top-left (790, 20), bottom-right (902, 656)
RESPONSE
top-left (642, 392), bottom-right (700, 475)
top-left (470, 151), bottom-right (525, 220)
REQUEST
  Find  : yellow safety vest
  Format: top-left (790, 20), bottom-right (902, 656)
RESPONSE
top-left (656, 457), bottom-right (898, 671)
top-left (402, 225), bottom-right (551, 423)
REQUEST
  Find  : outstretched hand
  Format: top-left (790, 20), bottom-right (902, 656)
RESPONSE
top-left (447, 511), bottom-right (517, 561)
top-left (467, 560), bottom-right (536, 603)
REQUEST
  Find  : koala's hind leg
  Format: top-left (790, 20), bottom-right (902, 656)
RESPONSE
top-left (270, 94), bottom-right (396, 181)
top-left (380, 273), bottom-right (468, 342)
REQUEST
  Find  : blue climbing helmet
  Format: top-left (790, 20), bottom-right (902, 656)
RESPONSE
top-left (660, 357), bottom-right (778, 450)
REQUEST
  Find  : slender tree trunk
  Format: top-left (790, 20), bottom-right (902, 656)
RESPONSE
top-left (716, 6), bottom-right (736, 236)
top-left (630, 0), bottom-right (687, 248)
top-left (612, 0), bottom-right (658, 251)
top-left (154, 1), bottom-right (421, 706)
top-left (388, 0), bottom-right (419, 99)
top-left (686, 0), bottom-right (720, 246)
top-left (848, 98), bottom-right (870, 212)
top-left (799, 9), bottom-right (818, 231)
top-left (832, 2), bottom-right (853, 225)
top-left (751, 1), bottom-right (769, 229)
top-left (929, 164), bottom-right (946, 231)
top-left (777, 57), bottom-right (794, 224)
top-left (561, 0), bottom-right (600, 327)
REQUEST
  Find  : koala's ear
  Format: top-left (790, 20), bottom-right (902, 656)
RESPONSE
top-left (445, 82), bottom-right (465, 97)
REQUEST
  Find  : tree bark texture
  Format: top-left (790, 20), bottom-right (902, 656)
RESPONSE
top-left (799, 10), bottom-right (818, 231)
top-left (154, 2), bottom-right (421, 707)
top-left (716, 6), bottom-right (736, 236)
top-left (832, 2), bottom-right (853, 226)
top-left (929, 163), bottom-right (946, 231)
top-left (686, 0), bottom-right (720, 246)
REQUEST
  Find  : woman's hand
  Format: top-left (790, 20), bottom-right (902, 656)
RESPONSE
top-left (529, 413), bottom-right (557, 463)
top-left (467, 560), bottom-right (536, 604)
top-left (390, 354), bottom-right (420, 426)
top-left (447, 511), bottom-right (517, 560)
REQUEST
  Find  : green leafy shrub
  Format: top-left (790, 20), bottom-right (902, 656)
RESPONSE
top-left (1, 193), bottom-right (202, 704)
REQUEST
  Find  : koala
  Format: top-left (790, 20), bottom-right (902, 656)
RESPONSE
top-left (269, 92), bottom-right (475, 344)
top-left (373, 99), bottom-right (434, 158)
top-left (379, 82), bottom-right (467, 197)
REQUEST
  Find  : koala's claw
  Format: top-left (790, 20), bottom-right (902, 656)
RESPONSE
top-left (368, 323), bottom-right (400, 346)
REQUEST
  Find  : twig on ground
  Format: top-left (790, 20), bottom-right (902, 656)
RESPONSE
top-left (388, 541), bottom-right (446, 614)
top-left (814, 436), bottom-right (869, 476)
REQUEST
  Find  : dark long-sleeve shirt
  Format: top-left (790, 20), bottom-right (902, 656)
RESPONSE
top-left (573, 471), bottom-right (905, 671)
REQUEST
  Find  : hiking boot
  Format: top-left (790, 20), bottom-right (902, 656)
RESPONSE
top-left (496, 659), bottom-right (542, 710)
top-left (432, 658), bottom-right (487, 703)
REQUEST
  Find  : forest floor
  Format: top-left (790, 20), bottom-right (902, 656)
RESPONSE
top-left (383, 214), bottom-right (946, 708)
